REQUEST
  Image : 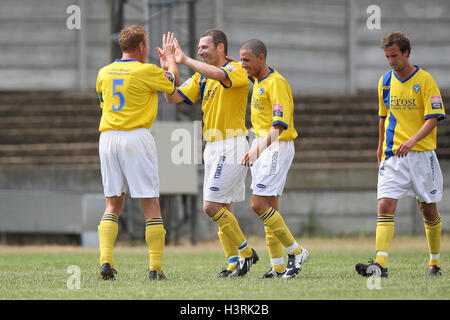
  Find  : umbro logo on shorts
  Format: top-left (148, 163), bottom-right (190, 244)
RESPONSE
top-left (256, 184), bottom-right (267, 189)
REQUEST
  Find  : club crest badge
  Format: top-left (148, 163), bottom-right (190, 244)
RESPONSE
top-left (414, 84), bottom-right (420, 93)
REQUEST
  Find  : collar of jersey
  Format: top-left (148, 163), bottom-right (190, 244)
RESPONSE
top-left (222, 59), bottom-right (232, 67)
top-left (115, 59), bottom-right (138, 62)
top-left (393, 65), bottom-right (419, 83)
top-left (258, 67), bottom-right (275, 83)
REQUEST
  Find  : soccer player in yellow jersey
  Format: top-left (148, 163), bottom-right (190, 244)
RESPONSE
top-left (165, 29), bottom-right (258, 277)
top-left (356, 32), bottom-right (446, 278)
top-left (239, 39), bottom-right (309, 279)
top-left (95, 26), bottom-right (179, 280)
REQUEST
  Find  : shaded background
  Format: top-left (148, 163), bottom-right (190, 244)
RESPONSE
top-left (0, 0), bottom-right (449, 245)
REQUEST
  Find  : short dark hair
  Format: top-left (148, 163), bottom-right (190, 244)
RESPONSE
top-left (381, 32), bottom-right (411, 57)
top-left (240, 39), bottom-right (267, 59)
top-left (200, 29), bottom-right (228, 55)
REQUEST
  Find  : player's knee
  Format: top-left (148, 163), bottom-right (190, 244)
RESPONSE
top-left (250, 198), bottom-right (268, 216)
top-left (378, 198), bottom-right (397, 214)
top-left (418, 201), bottom-right (438, 220)
top-left (105, 194), bottom-right (125, 215)
top-left (203, 201), bottom-right (222, 217)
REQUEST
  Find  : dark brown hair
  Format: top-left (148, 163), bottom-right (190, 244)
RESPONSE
top-left (381, 32), bottom-right (411, 57)
top-left (241, 39), bottom-right (267, 59)
top-left (200, 29), bottom-right (228, 55)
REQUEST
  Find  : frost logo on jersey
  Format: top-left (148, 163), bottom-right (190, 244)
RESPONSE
top-left (414, 84), bottom-right (421, 93)
top-left (273, 104), bottom-right (283, 117)
top-left (214, 156), bottom-right (226, 179)
top-left (431, 96), bottom-right (443, 110)
top-left (390, 96), bottom-right (417, 110)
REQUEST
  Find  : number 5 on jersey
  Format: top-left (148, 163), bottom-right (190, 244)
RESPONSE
top-left (112, 78), bottom-right (125, 111)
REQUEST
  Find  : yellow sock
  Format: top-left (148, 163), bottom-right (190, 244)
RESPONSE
top-left (375, 213), bottom-right (395, 268)
top-left (98, 213), bottom-right (119, 267)
top-left (424, 215), bottom-right (441, 267)
top-left (145, 218), bottom-right (166, 273)
top-left (264, 225), bottom-right (284, 273)
top-left (212, 208), bottom-right (253, 258)
top-left (260, 207), bottom-right (301, 255)
top-left (218, 229), bottom-right (239, 271)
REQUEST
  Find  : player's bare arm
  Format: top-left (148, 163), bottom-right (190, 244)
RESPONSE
top-left (164, 89), bottom-right (185, 104)
top-left (377, 117), bottom-right (386, 166)
top-left (396, 117), bottom-right (438, 157)
top-left (174, 38), bottom-right (228, 82)
top-left (242, 123), bottom-right (285, 167)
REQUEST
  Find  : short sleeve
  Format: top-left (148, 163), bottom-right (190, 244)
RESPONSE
top-left (423, 74), bottom-right (446, 121)
top-left (177, 73), bottom-right (201, 105)
top-left (378, 76), bottom-right (388, 118)
top-left (219, 61), bottom-right (249, 88)
top-left (136, 64), bottom-right (176, 94)
top-left (96, 69), bottom-right (104, 109)
top-left (270, 78), bottom-right (293, 129)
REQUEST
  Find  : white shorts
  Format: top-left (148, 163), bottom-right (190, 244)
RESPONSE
top-left (377, 150), bottom-right (443, 204)
top-left (203, 136), bottom-right (249, 204)
top-left (99, 128), bottom-right (159, 198)
top-left (250, 138), bottom-right (295, 196)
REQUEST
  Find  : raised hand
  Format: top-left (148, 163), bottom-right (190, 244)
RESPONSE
top-left (157, 32), bottom-right (176, 70)
top-left (163, 32), bottom-right (176, 58)
top-left (174, 38), bottom-right (187, 64)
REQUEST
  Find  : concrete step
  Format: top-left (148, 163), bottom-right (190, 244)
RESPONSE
top-left (0, 91), bottom-right (99, 106)
top-left (295, 149), bottom-right (376, 163)
top-left (0, 104), bottom-right (101, 116)
top-left (0, 155), bottom-right (99, 166)
top-left (295, 137), bottom-right (378, 150)
top-left (0, 143), bottom-right (98, 157)
top-left (0, 116), bottom-right (99, 129)
top-left (0, 128), bottom-right (99, 144)
top-left (0, 91), bottom-right (448, 168)
top-left (295, 114), bottom-right (378, 127)
top-left (294, 102), bottom-right (378, 115)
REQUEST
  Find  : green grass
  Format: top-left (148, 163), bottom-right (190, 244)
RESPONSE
top-left (0, 236), bottom-right (449, 300)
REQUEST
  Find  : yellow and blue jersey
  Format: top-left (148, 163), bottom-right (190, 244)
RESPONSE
top-left (378, 66), bottom-right (446, 160)
top-left (177, 60), bottom-right (249, 142)
top-left (250, 68), bottom-right (298, 141)
top-left (96, 59), bottom-right (176, 132)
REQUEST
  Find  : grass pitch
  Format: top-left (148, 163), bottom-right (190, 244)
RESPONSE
top-left (0, 235), bottom-right (448, 300)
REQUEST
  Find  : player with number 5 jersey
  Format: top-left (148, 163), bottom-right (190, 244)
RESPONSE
top-left (96, 50), bottom-right (176, 131)
top-left (95, 26), bottom-right (178, 281)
